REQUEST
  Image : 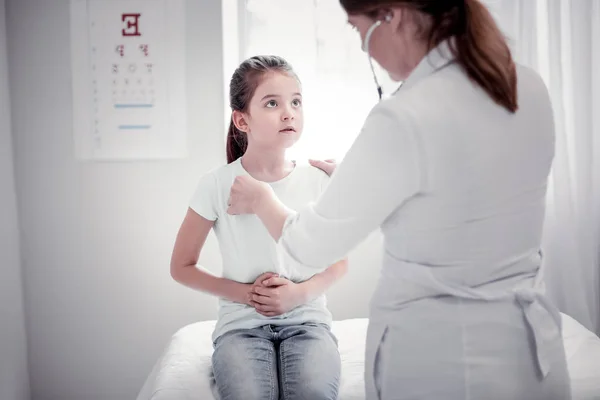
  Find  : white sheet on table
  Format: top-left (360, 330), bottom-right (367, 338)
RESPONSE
top-left (137, 315), bottom-right (600, 400)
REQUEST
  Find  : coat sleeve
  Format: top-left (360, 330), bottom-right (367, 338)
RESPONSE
top-left (277, 106), bottom-right (425, 269)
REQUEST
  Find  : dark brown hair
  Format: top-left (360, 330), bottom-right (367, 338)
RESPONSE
top-left (226, 55), bottom-right (297, 163)
top-left (340, 0), bottom-right (518, 112)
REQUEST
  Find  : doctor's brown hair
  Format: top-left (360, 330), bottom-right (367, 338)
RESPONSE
top-left (226, 55), bottom-right (298, 164)
top-left (340, 0), bottom-right (518, 112)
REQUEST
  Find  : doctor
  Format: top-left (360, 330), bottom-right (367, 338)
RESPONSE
top-left (227, 0), bottom-right (570, 399)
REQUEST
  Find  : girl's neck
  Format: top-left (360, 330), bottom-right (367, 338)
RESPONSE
top-left (240, 145), bottom-right (294, 182)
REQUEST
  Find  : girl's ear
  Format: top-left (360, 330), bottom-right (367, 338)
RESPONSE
top-left (232, 110), bottom-right (249, 133)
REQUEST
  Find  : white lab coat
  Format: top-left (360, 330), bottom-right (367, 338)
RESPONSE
top-left (277, 40), bottom-right (570, 399)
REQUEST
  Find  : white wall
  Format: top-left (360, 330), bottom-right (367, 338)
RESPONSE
top-left (6, 0), bottom-right (380, 399)
top-left (0, 0), bottom-right (31, 398)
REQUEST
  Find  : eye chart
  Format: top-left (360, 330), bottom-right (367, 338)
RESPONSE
top-left (70, 0), bottom-right (186, 161)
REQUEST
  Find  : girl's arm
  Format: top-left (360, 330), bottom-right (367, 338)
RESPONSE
top-left (170, 208), bottom-right (252, 305)
top-left (295, 258), bottom-right (348, 302)
top-left (250, 259), bottom-right (348, 316)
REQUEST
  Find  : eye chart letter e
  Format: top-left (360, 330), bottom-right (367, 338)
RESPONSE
top-left (70, 0), bottom-right (187, 161)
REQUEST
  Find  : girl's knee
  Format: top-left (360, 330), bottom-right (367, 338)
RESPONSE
top-left (282, 379), bottom-right (340, 400)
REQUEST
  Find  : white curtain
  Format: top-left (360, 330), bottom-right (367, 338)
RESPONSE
top-left (487, 0), bottom-right (600, 334)
top-left (236, 0), bottom-right (600, 334)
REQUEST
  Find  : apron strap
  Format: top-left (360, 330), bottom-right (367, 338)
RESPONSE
top-left (514, 289), bottom-right (562, 378)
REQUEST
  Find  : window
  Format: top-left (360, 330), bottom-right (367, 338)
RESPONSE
top-left (222, 0), bottom-right (399, 160)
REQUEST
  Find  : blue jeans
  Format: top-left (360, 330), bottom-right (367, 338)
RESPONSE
top-left (211, 323), bottom-right (341, 400)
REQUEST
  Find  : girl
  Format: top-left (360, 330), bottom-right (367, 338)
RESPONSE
top-left (170, 55), bottom-right (346, 400)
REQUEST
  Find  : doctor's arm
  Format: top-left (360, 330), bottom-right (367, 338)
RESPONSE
top-left (253, 107), bottom-right (424, 269)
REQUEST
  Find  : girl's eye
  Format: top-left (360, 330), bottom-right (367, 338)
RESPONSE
top-left (292, 99), bottom-right (302, 107)
top-left (266, 100), bottom-right (277, 108)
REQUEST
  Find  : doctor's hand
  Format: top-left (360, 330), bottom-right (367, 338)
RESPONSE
top-left (248, 276), bottom-right (306, 317)
top-left (227, 175), bottom-right (272, 215)
top-left (309, 158), bottom-right (337, 177)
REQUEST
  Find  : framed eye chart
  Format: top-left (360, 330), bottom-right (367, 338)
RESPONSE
top-left (70, 0), bottom-right (187, 161)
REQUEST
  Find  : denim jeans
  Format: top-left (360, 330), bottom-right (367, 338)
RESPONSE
top-left (211, 323), bottom-right (341, 400)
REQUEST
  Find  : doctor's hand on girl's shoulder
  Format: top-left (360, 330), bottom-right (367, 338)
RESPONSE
top-left (227, 175), bottom-right (272, 215)
top-left (248, 275), bottom-right (306, 317)
top-left (309, 158), bottom-right (337, 177)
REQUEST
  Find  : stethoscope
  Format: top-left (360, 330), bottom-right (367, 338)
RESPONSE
top-left (362, 14), bottom-right (402, 101)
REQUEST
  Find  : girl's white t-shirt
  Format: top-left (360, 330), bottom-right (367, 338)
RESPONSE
top-left (189, 157), bottom-right (332, 342)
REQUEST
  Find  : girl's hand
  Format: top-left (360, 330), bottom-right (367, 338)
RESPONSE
top-left (227, 175), bottom-right (272, 215)
top-left (249, 276), bottom-right (306, 317)
top-left (243, 272), bottom-right (278, 307)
